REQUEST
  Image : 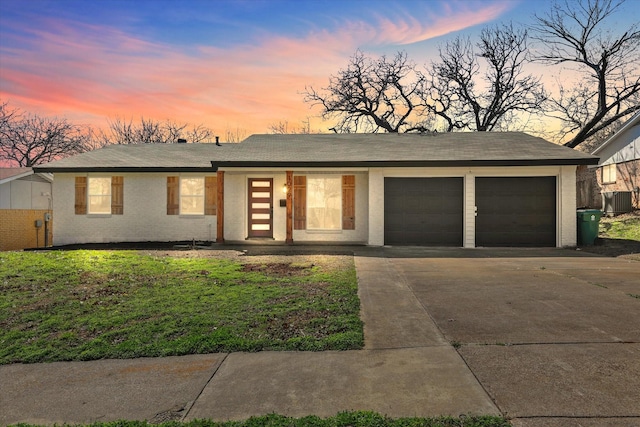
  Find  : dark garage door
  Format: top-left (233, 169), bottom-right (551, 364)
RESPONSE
top-left (476, 177), bottom-right (556, 247)
top-left (384, 177), bottom-right (463, 246)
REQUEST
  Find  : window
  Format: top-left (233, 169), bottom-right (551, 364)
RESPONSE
top-left (88, 177), bottom-right (112, 214)
top-left (307, 176), bottom-right (342, 230)
top-left (75, 176), bottom-right (123, 215)
top-left (167, 176), bottom-right (217, 215)
top-left (602, 164), bottom-right (616, 184)
top-left (180, 177), bottom-right (205, 215)
top-left (293, 175), bottom-right (355, 231)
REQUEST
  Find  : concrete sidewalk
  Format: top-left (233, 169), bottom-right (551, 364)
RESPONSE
top-left (0, 248), bottom-right (498, 425)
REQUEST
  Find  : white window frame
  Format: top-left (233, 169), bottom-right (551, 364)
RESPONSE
top-left (179, 177), bottom-right (205, 215)
top-left (602, 164), bottom-right (617, 184)
top-left (88, 176), bottom-right (111, 214)
top-left (306, 175), bottom-right (342, 230)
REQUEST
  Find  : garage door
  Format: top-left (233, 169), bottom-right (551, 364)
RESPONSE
top-left (384, 178), bottom-right (463, 246)
top-left (476, 177), bottom-right (556, 247)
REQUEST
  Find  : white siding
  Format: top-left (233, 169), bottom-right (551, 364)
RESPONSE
top-left (0, 179), bottom-right (51, 209)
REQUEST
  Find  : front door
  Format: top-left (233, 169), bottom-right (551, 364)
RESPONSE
top-left (248, 178), bottom-right (273, 238)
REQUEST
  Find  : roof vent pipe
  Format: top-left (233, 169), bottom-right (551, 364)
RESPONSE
top-left (215, 136), bottom-right (220, 146)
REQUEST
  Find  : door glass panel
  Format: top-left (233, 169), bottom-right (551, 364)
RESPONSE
top-left (252, 181), bottom-right (271, 187)
top-left (252, 192), bottom-right (271, 198)
top-left (252, 202), bottom-right (270, 209)
top-left (251, 224), bottom-right (270, 230)
top-left (252, 213), bottom-right (270, 219)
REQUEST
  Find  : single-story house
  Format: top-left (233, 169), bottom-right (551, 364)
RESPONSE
top-left (34, 132), bottom-right (598, 248)
top-left (0, 167), bottom-right (54, 250)
top-left (591, 112), bottom-right (640, 213)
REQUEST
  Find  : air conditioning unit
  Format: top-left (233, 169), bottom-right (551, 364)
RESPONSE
top-left (602, 191), bottom-right (632, 215)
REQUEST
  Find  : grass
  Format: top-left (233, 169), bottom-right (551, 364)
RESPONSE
top-left (8, 411), bottom-right (511, 427)
top-left (0, 250), bottom-right (363, 364)
top-left (599, 212), bottom-right (640, 241)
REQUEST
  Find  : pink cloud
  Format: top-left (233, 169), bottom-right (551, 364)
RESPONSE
top-left (0, 2), bottom-right (513, 137)
top-left (371, 2), bottom-right (516, 45)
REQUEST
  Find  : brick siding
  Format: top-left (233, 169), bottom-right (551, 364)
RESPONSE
top-left (597, 159), bottom-right (640, 209)
top-left (0, 210), bottom-right (53, 251)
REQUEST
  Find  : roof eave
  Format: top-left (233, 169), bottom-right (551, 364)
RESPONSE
top-left (211, 158), bottom-right (600, 168)
top-left (592, 112), bottom-right (640, 155)
top-left (33, 166), bottom-right (217, 173)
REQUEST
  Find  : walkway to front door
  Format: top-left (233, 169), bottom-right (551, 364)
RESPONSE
top-left (248, 178), bottom-right (273, 238)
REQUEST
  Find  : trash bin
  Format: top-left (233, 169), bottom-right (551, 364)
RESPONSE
top-left (576, 209), bottom-right (602, 245)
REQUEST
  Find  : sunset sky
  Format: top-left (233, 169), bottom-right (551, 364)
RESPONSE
top-left (1, 0), bottom-right (638, 140)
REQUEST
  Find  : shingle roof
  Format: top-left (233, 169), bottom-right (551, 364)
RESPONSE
top-left (0, 167), bottom-right (33, 181)
top-left (34, 132), bottom-right (598, 172)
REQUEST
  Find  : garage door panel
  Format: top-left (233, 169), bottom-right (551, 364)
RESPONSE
top-left (384, 178), bottom-right (463, 246)
top-left (476, 177), bottom-right (556, 247)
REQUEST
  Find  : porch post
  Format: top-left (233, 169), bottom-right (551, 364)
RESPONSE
top-left (286, 170), bottom-right (293, 244)
top-left (216, 171), bottom-right (225, 243)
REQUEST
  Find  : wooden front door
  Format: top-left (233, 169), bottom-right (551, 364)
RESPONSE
top-left (248, 178), bottom-right (273, 238)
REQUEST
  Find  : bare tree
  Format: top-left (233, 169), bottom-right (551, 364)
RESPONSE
top-left (223, 126), bottom-right (247, 143)
top-left (0, 102), bottom-right (92, 167)
top-left (268, 118), bottom-right (313, 134)
top-left (303, 50), bottom-right (433, 133)
top-left (426, 23), bottom-right (546, 132)
top-left (531, 0), bottom-right (640, 148)
top-left (97, 117), bottom-right (215, 145)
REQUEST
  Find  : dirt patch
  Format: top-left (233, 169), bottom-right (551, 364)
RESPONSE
top-left (241, 262), bottom-right (313, 276)
top-left (579, 238), bottom-right (640, 260)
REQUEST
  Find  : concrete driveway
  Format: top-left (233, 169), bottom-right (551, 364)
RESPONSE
top-left (361, 247), bottom-right (640, 427)
top-left (1, 246), bottom-right (638, 426)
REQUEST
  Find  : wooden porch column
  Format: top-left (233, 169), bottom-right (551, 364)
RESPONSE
top-left (286, 170), bottom-right (293, 244)
top-left (216, 171), bottom-right (225, 243)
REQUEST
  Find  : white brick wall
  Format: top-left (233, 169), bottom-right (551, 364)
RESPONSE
top-left (560, 165), bottom-right (578, 247)
top-left (53, 173), bottom-right (217, 246)
top-left (367, 165), bottom-right (579, 248)
top-left (367, 169), bottom-right (384, 246)
top-left (53, 166), bottom-right (579, 247)
top-left (224, 171), bottom-right (369, 243)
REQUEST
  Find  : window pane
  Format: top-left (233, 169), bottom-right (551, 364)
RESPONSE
top-left (89, 177), bottom-right (111, 195)
top-left (181, 177), bottom-right (204, 196)
top-left (180, 196), bottom-right (204, 214)
top-left (180, 177), bottom-right (204, 214)
top-left (307, 176), bottom-right (341, 230)
top-left (88, 177), bottom-right (111, 214)
top-left (603, 164), bottom-right (616, 183)
top-left (89, 195), bottom-right (111, 214)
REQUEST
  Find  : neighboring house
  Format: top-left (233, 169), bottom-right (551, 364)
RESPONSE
top-left (591, 112), bottom-right (640, 213)
top-left (0, 167), bottom-right (54, 251)
top-left (34, 133), bottom-right (597, 248)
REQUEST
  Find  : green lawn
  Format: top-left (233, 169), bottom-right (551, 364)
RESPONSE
top-left (0, 250), bottom-right (363, 364)
top-left (599, 213), bottom-right (640, 241)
